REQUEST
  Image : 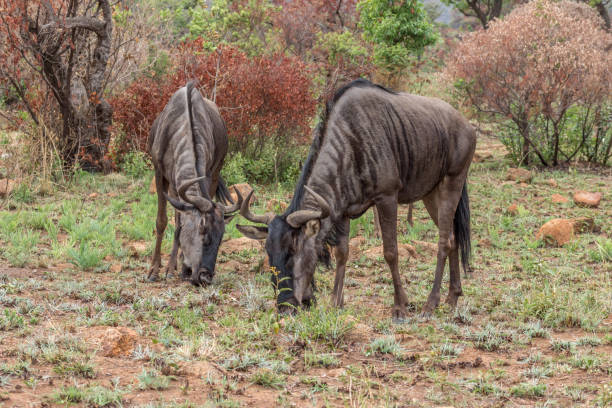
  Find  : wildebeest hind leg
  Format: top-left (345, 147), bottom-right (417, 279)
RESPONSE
top-left (331, 218), bottom-right (350, 308)
top-left (422, 177), bottom-right (464, 316)
top-left (148, 172), bottom-right (168, 282)
top-left (376, 195), bottom-right (410, 322)
top-left (164, 213), bottom-right (181, 279)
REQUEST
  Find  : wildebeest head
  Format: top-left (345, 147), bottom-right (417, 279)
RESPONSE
top-left (237, 187), bottom-right (330, 311)
top-left (165, 176), bottom-right (241, 286)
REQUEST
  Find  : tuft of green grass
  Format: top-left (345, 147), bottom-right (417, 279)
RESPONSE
top-left (0, 309), bottom-right (25, 330)
top-left (285, 306), bottom-right (354, 349)
top-left (251, 368), bottom-right (285, 389)
top-left (67, 242), bottom-right (107, 270)
top-left (366, 336), bottom-right (403, 357)
top-left (53, 360), bottom-right (96, 379)
top-left (138, 369), bottom-right (172, 390)
top-left (2, 229), bottom-right (40, 267)
top-left (304, 350), bottom-right (340, 368)
top-left (510, 382), bottom-right (547, 399)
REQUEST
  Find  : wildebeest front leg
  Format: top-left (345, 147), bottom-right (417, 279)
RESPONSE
top-left (422, 177), bottom-right (464, 316)
top-left (331, 218), bottom-right (350, 308)
top-left (148, 172), bottom-right (167, 282)
top-left (164, 212), bottom-right (181, 279)
top-left (377, 196), bottom-right (410, 321)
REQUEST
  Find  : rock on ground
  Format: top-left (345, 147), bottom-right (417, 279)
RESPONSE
top-left (83, 326), bottom-right (139, 358)
top-left (573, 191), bottom-right (602, 208)
top-left (536, 219), bottom-right (574, 246)
top-left (551, 194), bottom-right (569, 203)
top-left (506, 168), bottom-right (533, 183)
top-left (507, 203), bottom-right (519, 215)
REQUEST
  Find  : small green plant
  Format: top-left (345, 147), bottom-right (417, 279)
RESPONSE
top-left (67, 242), bottom-right (107, 270)
top-left (0, 309), bottom-right (24, 330)
top-left (120, 150), bottom-right (152, 178)
top-left (304, 350), bottom-right (340, 368)
top-left (285, 306), bottom-right (355, 350)
top-left (251, 368), bottom-right (285, 389)
top-left (366, 336), bottom-right (403, 357)
top-left (510, 382), bottom-right (547, 399)
top-left (138, 369), bottom-right (172, 390)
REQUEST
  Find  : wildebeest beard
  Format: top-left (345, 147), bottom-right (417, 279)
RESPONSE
top-left (266, 216), bottom-right (331, 309)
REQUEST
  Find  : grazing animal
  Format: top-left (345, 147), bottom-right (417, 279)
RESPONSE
top-left (238, 79), bottom-right (475, 318)
top-left (148, 82), bottom-right (241, 286)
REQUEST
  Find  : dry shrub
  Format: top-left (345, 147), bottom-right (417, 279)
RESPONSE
top-left (110, 41), bottom-right (316, 165)
top-left (446, 0), bottom-right (612, 166)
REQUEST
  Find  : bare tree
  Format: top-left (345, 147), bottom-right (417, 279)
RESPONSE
top-left (0, 0), bottom-right (114, 171)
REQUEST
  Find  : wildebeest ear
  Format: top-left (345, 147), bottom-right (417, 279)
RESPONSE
top-left (236, 224), bottom-right (268, 240)
top-left (304, 219), bottom-right (320, 238)
top-left (164, 192), bottom-right (194, 212)
top-left (224, 214), bottom-right (235, 225)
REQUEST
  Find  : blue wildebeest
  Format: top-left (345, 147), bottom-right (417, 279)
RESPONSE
top-left (237, 79), bottom-right (476, 318)
top-left (148, 82), bottom-right (241, 286)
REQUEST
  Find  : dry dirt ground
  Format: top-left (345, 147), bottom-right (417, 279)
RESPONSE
top-left (0, 136), bottom-right (611, 407)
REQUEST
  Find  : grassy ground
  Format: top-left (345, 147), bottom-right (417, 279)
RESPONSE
top-left (0, 137), bottom-right (610, 407)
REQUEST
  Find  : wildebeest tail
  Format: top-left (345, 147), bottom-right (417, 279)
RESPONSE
top-left (453, 182), bottom-right (471, 273)
top-left (215, 176), bottom-right (234, 205)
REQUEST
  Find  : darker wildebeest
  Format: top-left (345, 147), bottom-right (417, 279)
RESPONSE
top-left (238, 79), bottom-right (476, 318)
top-left (148, 82), bottom-right (241, 286)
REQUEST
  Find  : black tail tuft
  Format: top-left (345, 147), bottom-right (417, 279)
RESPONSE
top-left (215, 176), bottom-right (234, 205)
top-left (453, 182), bottom-right (471, 274)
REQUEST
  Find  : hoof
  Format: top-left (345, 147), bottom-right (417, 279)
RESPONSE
top-left (392, 305), bottom-right (408, 322)
top-left (445, 295), bottom-right (460, 309)
top-left (147, 268), bottom-right (159, 282)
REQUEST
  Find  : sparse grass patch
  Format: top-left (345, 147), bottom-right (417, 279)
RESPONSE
top-left (138, 369), bottom-right (172, 390)
top-left (510, 382), bottom-right (547, 399)
top-left (366, 336), bottom-right (403, 357)
top-left (285, 306), bottom-right (354, 349)
top-left (251, 368), bottom-right (285, 389)
top-left (304, 350), bottom-right (340, 368)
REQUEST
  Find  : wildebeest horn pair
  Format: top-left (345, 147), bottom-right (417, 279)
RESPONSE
top-left (168, 175), bottom-right (242, 214)
top-left (286, 186), bottom-right (331, 227)
top-left (240, 186), bottom-right (331, 226)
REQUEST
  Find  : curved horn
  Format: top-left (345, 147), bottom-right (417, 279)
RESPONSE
top-left (220, 189), bottom-right (242, 214)
top-left (178, 176), bottom-right (213, 213)
top-left (240, 190), bottom-right (274, 225)
top-left (285, 186), bottom-right (331, 228)
top-left (286, 209), bottom-right (322, 228)
top-left (304, 186), bottom-right (330, 219)
top-left (163, 192), bottom-right (194, 212)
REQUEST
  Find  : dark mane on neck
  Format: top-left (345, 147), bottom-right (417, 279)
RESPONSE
top-left (285, 79), bottom-right (396, 216)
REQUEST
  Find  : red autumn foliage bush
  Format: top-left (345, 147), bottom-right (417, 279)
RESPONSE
top-left (110, 40), bottom-right (316, 164)
top-left (446, 0), bottom-right (612, 166)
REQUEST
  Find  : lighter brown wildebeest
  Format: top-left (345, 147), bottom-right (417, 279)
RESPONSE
top-left (238, 79), bottom-right (476, 319)
top-left (148, 82), bottom-right (241, 286)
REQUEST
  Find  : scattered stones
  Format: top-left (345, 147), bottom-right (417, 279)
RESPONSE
top-left (506, 167), bottom-right (532, 183)
top-left (546, 178), bottom-right (558, 187)
top-left (0, 178), bottom-right (17, 197)
top-left (506, 203), bottom-right (519, 215)
top-left (536, 218), bottom-right (574, 246)
top-left (229, 183), bottom-right (254, 203)
top-left (266, 198), bottom-right (288, 212)
top-left (100, 327), bottom-right (139, 357)
top-left (573, 191), bottom-right (602, 208)
top-left (149, 176), bottom-right (157, 194)
top-left (221, 237), bottom-right (262, 255)
top-left (551, 194), bottom-right (569, 204)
